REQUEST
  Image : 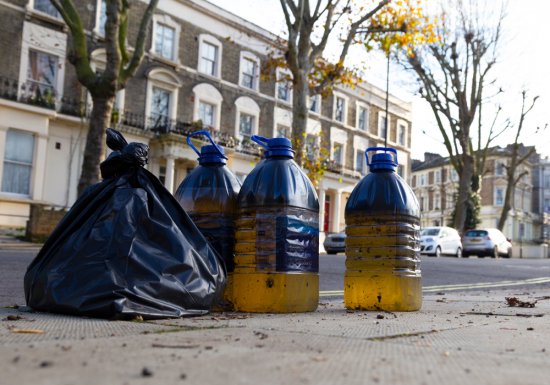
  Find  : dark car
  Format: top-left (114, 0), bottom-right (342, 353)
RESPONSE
top-left (323, 232), bottom-right (346, 254)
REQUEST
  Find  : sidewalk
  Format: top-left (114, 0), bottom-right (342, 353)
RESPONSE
top-left (1, 290), bottom-right (549, 385)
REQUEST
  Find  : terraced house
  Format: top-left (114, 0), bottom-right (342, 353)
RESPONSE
top-left (0, 0), bottom-right (413, 242)
top-left (411, 147), bottom-right (541, 242)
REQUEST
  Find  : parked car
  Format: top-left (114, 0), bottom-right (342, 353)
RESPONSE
top-left (420, 226), bottom-right (463, 257)
top-left (462, 228), bottom-right (513, 258)
top-left (323, 232), bottom-right (346, 254)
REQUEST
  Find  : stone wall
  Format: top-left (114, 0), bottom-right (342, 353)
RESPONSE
top-left (25, 204), bottom-right (67, 243)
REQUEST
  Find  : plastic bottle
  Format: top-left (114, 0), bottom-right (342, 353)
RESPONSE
top-left (344, 147), bottom-right (421, 311)
top-left (174, 130), bottom-right (241, 309)
top-left (233, 136), bottom-right (319, 313)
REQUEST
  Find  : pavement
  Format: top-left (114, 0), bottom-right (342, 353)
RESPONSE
top-left (1, 289), bottom-right (549, 385)
top-left (1, 234), bottom-right (549, 384)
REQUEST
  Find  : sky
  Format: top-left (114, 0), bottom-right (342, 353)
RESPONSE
top-left (208, 0), bottom-right (550, 161)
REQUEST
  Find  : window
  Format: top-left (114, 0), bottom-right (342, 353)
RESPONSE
top-left (335, 97), bottom-right (345, 123)
top-left (199, 40), bottom-right (219, 76)
top-left (378, 113), bottom-right (388, 139)
top-left (398, 165), bottom-right (405, 178)
top-left (277, 124), bottom-right (290, 138)
top-left (240, 53), bottom-right (259, 90)
top-left (277, 71), bottom-right (292, 102)
top-left (357, 105), bottom-right (368, 131)
top-left (2, 130), bottom-right (34, 195)
top-left (434, 193), bottom-right (440, 209)
top-left (332, 143), bottom-right (343, 165)
top-left (309, 95), bottom-right (321, 113)
top-left (398, 123), bottom-right (407, 145)
top-left (305, 134), bottom-right (318, 160)
top-left (420, 174), bottom-right (426, 186)
top-left (95, 0), bottom-right (107, 35)
top-left (450, 169), bottom-right (458, 181)
top-left (544, 198), bottom-right (550, 212)
top-left (145, 68), bottom-right (181, 131)
top-left (192, 83), bottom-right (222, 130)
top-left (495, 162), bottom-right (505, 176)
top-left (495, 187), bottom-right (504, 206)
top-left (150, 87), bottom-right (171, 128)
top-left (27, 50), bottom-right (58, 98)
top-left (435, 170), bottom-right (441, 183)
top-left (158, 166), bottom-right (166, 185)
top-left (154, 23), bottom-right (175, 60)
top-left (235, 96), bottom-right (260, 140)
top-left (34, 0), bottom-right (59, 17)
top-left (420, 197), bottom-right (425, 212)
top-left (355, 150), bottom-right (365, 173)
top-left (198, 101), bottom-right (215, 128)
top-left (239, 114), bottom-right (254, 139)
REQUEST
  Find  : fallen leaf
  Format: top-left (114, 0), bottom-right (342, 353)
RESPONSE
top-left (506, 297), bottom-right (537, 308)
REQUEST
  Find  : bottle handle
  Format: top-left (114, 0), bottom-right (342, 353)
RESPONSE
top-left (186, 130), bottom-right (226, 159)
top-left (251, 135), bottom-right (270, 149)
top-left (365, 147), bottom-right (398, 166)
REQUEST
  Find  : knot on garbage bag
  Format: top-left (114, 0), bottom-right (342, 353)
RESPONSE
top-left (100, 128), bottom-right (149, 179)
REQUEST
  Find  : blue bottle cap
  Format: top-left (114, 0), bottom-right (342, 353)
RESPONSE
top-left (366, 147), bottom-right (398, 172)
top-left (187, 130), bottom-right (228, 165)
top-left (251, 135), bottom-right (295, 158)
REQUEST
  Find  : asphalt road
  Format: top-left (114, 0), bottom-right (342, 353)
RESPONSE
top-left (2, 249), bottom-right (550, 306)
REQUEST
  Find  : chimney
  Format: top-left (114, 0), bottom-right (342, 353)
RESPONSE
top-left (424, 152), bottom-right (442, 162)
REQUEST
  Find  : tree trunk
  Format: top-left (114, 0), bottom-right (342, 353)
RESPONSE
top-left (292, 70), bottom-right (309, 166)
top-left (77, 96), bottom-right (114, 196)
top-left (497, 180), bottom-right (513, 231)
top-left (454, 153), bottom-right (474, 233)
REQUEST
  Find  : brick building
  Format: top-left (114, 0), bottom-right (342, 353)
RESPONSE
top-left (411, 146), bottom-right (541, 242)
top-left (0, 0), bottom-right (413, 240)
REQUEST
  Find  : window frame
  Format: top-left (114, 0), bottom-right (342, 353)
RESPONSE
top-left (396, 119), bottom-right (408, 146)
top-left (239, 52), bottom-right (260, 91)
top-left (29, 0), bottom-right (60, 19)
top-left (495, 186), bottom-right (505, 206)
top-left (18, 22), bottom-right (67, 105)
top-left (145, 68), bottom-right (182, 131)
top-left (377, 111), bottom-right (390, 140)
top-left (234, 96), bottom-right (260, 142)
top-left (356, 102), bottom-right (369, 131)
top-left (150, 14), bottom-right (181, 64)
top-left (309, 94), bottom-right (321, 114)
top-left (333, 93), bottom-right (348, 124)
top-left (192, 83), bottom-right (223, 131)
top-left (275, 69), bottom-right (292, 103)
top-left (93, 0), bottom-right (107, 36)
top-left (197, 34), bottom-right (222, 78)
top-left (1, 129), bottom-right (35, 197)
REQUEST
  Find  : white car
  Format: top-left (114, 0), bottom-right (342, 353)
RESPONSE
top-left (420, 226), bottom-right (463, 257)
top-left (462, 228), bottom-right (513, 258)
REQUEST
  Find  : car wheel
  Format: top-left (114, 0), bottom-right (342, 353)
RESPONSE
top-left (462, 252), bottom-right (470, 258)
top-left (327, 250), bottom-right (336, 255)
top-left (456, 247), bottom-right (462, 258)
top-left (435, 246), bottom-right (441, 258)
top-left (492, 247), bottom-right (499, 259)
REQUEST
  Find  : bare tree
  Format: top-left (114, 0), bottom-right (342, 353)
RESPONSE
top-left (51, 0), bottom-right (159, 195)
top-left (402, 0), bottom-right (505, 233)
top-left (279, 0), bottom-right (392, 165)
top-left (497, 91), bottom-right (541, 231)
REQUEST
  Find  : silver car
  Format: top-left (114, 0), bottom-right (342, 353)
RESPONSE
top-left (323, 232), bottom-right (346, 254)
top-left (420, 226), bottom-right (463, 257)
top-left (462, 228), bottom-right (513, 258)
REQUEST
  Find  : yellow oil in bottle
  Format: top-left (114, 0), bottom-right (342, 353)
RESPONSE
top-left (344, 214), bottom-right (421, 311)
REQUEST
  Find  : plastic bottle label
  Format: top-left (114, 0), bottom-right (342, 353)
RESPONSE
top-left (275, 216), bottom-right (319, 273)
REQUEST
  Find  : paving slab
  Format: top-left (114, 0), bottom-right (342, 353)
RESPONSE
top-left (0, 290), bottom-right (549, 385)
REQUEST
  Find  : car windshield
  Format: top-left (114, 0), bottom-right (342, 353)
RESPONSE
top-left (421, 228), bottom-right (440, 236)
top-left (465, 230), bottom-right (488, 237)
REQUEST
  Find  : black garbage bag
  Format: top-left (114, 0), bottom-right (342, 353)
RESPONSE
top-left (24, 128), bottom-right (226, 319)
